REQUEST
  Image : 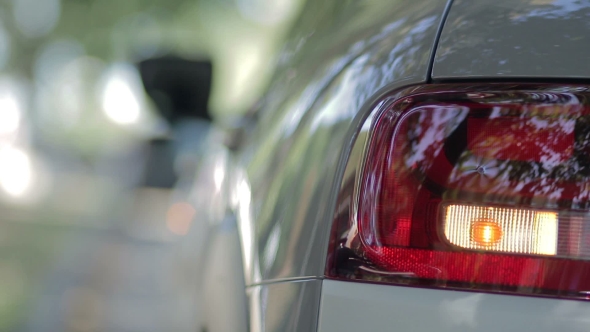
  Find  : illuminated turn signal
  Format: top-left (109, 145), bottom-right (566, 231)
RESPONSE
top-left (444, 205), bottom-right (557, 255)
top-left (471, 219), bottom-right (502, 246)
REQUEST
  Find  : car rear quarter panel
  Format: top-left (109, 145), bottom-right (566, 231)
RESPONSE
top-left (233, 0), bottom-right (450, 330)
top-left (238, 0), bottom-right (450, 286)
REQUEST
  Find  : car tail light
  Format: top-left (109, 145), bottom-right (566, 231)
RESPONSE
top-left (327, 84), bottom-right (590, 299)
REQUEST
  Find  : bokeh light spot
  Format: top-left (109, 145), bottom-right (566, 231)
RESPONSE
top-left (0, 94), bottom-right (20, 135)
top-left (12, 0), bottom-right (61, 38)
top-left (166, 202), bottom-right (195, 236)
top-left (0, 146), bottom-right (32, 197)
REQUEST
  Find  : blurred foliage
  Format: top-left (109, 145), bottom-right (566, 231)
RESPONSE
top-left (0, 0), bottom-right (305, 330)
top-left (0, 0), bottom-right (307, 169)
top-left (1, 0), bottom-right (303, 118)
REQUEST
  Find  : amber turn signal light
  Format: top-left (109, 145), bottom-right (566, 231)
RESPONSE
top-left (471, 218), bottom-right (503, 247)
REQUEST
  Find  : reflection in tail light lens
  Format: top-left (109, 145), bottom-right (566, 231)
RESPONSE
top-left (328, 84), bottom-right (590, 299)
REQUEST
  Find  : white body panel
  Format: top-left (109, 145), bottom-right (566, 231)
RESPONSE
top-left (318, 280), bottom-right (590, 332)
top-left (433, 0), bottom-right (590, 79)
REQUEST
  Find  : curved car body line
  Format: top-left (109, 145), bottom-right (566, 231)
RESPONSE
top-left (433, 0), bottom-right (590, 79)
top-left (245, 276), bottom-right (323, 287)
top-left (232, 0), bottom-right (451, 288)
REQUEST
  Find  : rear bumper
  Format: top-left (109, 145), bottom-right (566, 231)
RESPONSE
top-left (318, 279), bottom-right (590, 332)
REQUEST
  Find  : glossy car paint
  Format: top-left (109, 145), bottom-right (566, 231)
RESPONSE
top-left (195, 0), bottom-right (449, 330)
top-left (247, 280), bottom-right (322, 332)
top-left (237, 0), bottom-right (449, 286)
top-left (433, 0), bottom-right (590, 79)
top-left (227, 0), bottom-right (449, 330)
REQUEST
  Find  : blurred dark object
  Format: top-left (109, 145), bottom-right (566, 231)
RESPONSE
top-left (141, 138), bottom-right (177, 188)
top-left (139, 57), bottom-right (213, 123)
top-left (138, 56), bottom-right (214, 189)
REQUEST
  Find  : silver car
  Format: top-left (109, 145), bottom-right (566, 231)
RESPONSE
top-left (194, 0), bottom-right (590, 331)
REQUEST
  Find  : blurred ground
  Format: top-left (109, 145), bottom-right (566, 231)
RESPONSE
top-left (2, 185), bottom-right (205, 331)
top-left (21, 226), bottom-right (199, 332)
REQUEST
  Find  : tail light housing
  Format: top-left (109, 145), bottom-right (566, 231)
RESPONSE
top-left (327, 84), bottom-right (590, 299)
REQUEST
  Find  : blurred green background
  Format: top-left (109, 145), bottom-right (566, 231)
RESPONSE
top-left (0, 0), bottom-right (304, 330)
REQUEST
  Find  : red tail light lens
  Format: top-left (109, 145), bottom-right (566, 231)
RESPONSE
top-left (328, 84), bottom-right (590, 299)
